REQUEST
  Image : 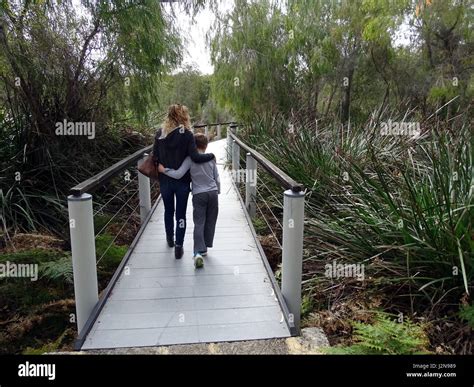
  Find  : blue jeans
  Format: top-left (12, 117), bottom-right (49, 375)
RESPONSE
top-left (159, 177), bottom-right (191, 246)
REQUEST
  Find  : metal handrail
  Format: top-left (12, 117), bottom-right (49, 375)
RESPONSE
top-left (227, 124), bottom-right (305, 333)
top-left (228, 129), bottom-right (303, 193)
top-left (70, 123), bottom-right (239, 196)
top-left (193, 121), bottom-right (237, 128)
top-left (70, 145), bottom-right (153, 196)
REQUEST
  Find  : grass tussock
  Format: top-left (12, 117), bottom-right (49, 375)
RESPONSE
top-left (240, 111), bottom-right (473, 353)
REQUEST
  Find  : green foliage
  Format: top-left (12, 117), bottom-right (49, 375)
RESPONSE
top-left (326, 312), bottom-right (430, 355)
top-left (159, 66), bottom-right (210, 118)
top-left (0, 186), bottom-right (66, 235)
top-left (459, 305), bottom-right (474, 329)
top-left (0, 249), bottom-right (66, 265)
top-left (274, 263), bottom-right (282, 286)
top-left (19, 320), bottom-right (75, 355)
top-left (210, 0), bottom-right (297, 119)
top-left (0, 280), bottom-right (58, 308)
top-left (22, 332), bottom-right (64, 355)
top-left (252, 217), bottom-right (268, 234)
top-left (0, 0), bottom-right (192, 234)
top-left (39, 256), bottom-right (73, 284)
top-left (22, 342), bottom-right (61, 355)
top-left (0, 0), bottom-right (182, 129)
top-left (94, 214), bottom-right (114, 235)
top-left (240, 113), bottom-right (473, 307)
top-left (156, 65), bottom-right (232, 123)
top-left (301, 294), bottom-right (314, 318)
top-left (0, 249), bottom-right (73, 309)
top-left (210, 0), bottom-right (473, 123)
top-left (427, 85), bottom-right (459, 104)
top-left (95, 233), bottom-right (127, 270)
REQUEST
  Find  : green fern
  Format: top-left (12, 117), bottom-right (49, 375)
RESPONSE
top-left (39, 256), bottom-right (73, 284)
top-left (325, 312), bottom-right (430, 355)
top-left (459, 305), bottom-right (474, 328)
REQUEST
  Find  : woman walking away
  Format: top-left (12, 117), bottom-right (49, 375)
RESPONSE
top-left (159, 133), bottom-right (220, 269)
top-left (153, 104), bottom-right (214, 259)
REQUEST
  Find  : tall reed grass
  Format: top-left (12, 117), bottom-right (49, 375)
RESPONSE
top-left (241, 111), bottom-right (472, 313)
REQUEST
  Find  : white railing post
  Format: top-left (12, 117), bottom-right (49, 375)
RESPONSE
top-left (68, 193), bottom-right (99, 335)
top-left (226, 125), bottom-right (232, 162)
top-left (281, 189), bottom-right (305, 333)
top-left (138, 154), bottom-right (151, 223)
top-left (232, 139), bottom-right (240, 182)
top-left (205, 125), bottom-right (209, 140)
top-left (245, 153), bottom-right (257, 218)
top-left (216, 124), bottom-right (221, 140)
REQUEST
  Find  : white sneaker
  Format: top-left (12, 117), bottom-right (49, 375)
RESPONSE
top-left (193, 253), bottom-right (204, 269)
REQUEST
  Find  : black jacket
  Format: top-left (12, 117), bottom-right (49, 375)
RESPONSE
top-left (152, 127), bottom-right (214, 183)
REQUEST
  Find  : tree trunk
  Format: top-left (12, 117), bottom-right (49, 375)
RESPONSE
top-left (341, 67), bottom-right (354, 124)
top-left (309, 80), bottom-right (319, 122)
top-left (325, 83), bottom-right (336, 117)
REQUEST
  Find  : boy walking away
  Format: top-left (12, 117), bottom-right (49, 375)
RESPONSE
top-left (158, 133), bottom-right (220, 269)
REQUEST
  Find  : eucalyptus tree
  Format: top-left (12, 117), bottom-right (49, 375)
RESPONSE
top-left (158, 65), bottom-right (211, 121)
top-left (411, 0), bottom-right (473, 114)
top-left (284, 0), bottom-right (337, 121)
top-left (0, 0), bottom-right (202, 232)
top-left (210, 0), bottom-right (296, 120)
top-left (210, 0), bottom-right (414, 124)
top-left (0, 0), bottom-right (191, 152)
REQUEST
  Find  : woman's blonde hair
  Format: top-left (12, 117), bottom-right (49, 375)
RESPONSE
top-left (162, 104), bottom-right (192, 135)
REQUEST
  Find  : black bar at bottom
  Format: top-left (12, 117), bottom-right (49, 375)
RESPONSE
top-left (1, 355), bottom-right (472, 386)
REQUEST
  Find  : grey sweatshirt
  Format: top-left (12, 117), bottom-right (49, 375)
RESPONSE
top-left (164, 156), bottom-right (221, 195)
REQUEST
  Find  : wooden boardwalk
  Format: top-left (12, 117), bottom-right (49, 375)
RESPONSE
top-left (81, 139), bottom-right (291, 349)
